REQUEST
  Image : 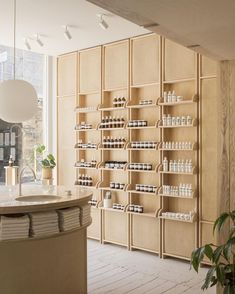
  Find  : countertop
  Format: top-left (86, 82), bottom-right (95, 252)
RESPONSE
top-left (0, 185), bottom-right (93, 214)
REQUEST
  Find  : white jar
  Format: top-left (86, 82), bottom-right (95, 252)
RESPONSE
top-left (103, 198), bottom-right (113, 208)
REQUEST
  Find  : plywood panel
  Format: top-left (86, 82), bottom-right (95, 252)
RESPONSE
top-left (201, 78), bottom-right (218, 221)
top-left (103, 211), bottom-right (128, 245)
top-left (164, 220), bottom-right (196, 258)
top-left (79, 47), bottom-right (101, 93)
top-left (201, 56), bottom-right (217, 77)
top-left (164, 39), bottom-right (195, 81)
top-left (57, 53), bottom-right (77, 96)
top-left (132, 215), bottom-right (159, 252)
top-left (88, 207), bottom-right (101, 240)
top-left (104, 40), bottom-right (129, 90)
top-left (131, 35), bottom-right (160, 85)
top-left (57, 96), bottom-right (76, 187)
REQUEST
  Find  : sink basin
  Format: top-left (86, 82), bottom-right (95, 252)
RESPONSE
top-left (15, 195), bottom-right (62, 202)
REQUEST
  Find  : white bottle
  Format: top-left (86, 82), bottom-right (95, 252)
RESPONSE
top-left (169, 160), bottom-right (173, 172)
top-left (177, 160), bottom-right (181, 173)
top-left (167, 91), bottom-right (172, 102)
top-left (188, 160), bottom-right (192, 173)
top-left (171, 91), bottom-right (177, 102)
top-left (175, 142), bottom-right (178, 149)
top-left (162, 114), bottom-right (167, 126)
top-left (163, 157), bottom-right (168, 172)
top-left (185, 160), bottom-right (189, 173)
top-left (181, 160), bottom-right (185, 173)
top-left (167, 114), bottom-right (172, 126)
top-left (173, 160), bottom-right (177, 172)
top-left (179, 183), bottom-right (182, 196)
top-left (168, 141), bottom-right (172, 149)
top-left (189, 184), bottom-right (192, 197)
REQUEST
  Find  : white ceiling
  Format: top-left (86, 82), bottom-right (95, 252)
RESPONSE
top-left (87, 0), bottom-right (235, 60)
top-left (0, 0), bottom-right (147, 56)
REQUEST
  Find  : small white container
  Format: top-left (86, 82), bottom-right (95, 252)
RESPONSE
top-left (103, 199), bottom-right (113, 208)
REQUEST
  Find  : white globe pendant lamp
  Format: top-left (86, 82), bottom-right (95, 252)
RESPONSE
top-left (0, 0), bottom-right (38, 123)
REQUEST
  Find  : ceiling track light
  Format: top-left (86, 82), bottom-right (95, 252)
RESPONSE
top-left (24, 38), bottom-right (31, 50)
top-left (63, 25), bottom-right (72, 40)
top-left (35, 34), bottom-right (44, 47)
top-left (97, 14), bottom-right (108, 30)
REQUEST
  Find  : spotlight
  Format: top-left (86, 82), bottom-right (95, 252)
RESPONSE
top-left (97, 14), bottom-right (108, 30)
top-left (36, 34), bottom-right (44, 47)
top-left (63, 25), bottom-right (72, 40)
top-left (24, 38), bottom-right (31, 50)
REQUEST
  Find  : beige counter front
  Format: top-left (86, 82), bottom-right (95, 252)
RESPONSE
top-left (0, 186), bottom-right (92, 294)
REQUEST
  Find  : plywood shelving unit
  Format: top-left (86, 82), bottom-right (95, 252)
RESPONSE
top-left (160, 39), bottom-right (199, 260)
top-left (57, 33), bottom-right (218, 261)
top-left (76, 46), bottom-right (102, 241)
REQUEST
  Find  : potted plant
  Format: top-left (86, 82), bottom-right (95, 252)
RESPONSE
top-left (35, 144), bottom-right (56, 180)
top-left (191, 211), bottom-right (235, 293)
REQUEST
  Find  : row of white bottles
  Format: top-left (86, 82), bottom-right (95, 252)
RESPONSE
top-left (163, 91), bottom-right (183, 103)
top-left (162, 114), bottom-right (192, 126)
top-left (162, 210), bottom-right (195, 221)
top-left (162, 141), bottom-right (193, 150)
top-left (162, 184), bottom-right (193, 197)
top-left (162, 157), bottom-right (193, 173)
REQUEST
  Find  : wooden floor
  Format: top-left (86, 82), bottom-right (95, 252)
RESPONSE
top-left (88, 239), bottom-right (215, 294)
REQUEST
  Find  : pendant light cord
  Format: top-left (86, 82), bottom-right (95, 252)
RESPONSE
top-left (13, 0), bottom-right (16, 79)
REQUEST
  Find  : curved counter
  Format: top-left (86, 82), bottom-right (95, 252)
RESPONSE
top-left (0, 185), bottom-right (92, 294)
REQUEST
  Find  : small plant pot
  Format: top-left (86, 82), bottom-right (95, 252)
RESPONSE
top-left (42, 167), bottom-right (53, 180)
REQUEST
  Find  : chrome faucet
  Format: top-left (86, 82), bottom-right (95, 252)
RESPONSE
top-left (19, 166), bottom-right (36, 196)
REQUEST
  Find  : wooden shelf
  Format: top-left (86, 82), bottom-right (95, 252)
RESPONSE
top-left (126, 142), bottom-right (159, 150)
top-left (99, 207), bottom-right (126, 213)
top-left (130, 82), bottom-right (160, 88)
top-left (159, 142), bottom-right (197, 151)
top-left (159, 167), bottom-right (197, 175)
top-left (126, 122), bottom-right (159, 130)
top-left (98, 162), bottom-right (127, 171)
top-left (127, 189), bottom-right (158, 196)
top-left (159, 215), bottom-right (196, 223)
top-left (98, 103), bottom-right (127, 111)
top-left (158, 94), bottom-right (198, 106)
top-left (78, 90), bottom-right (100, 95)
top-left (98, 182), bottom-right (127, 192)
top-left (127, 211), bottom-right (157, 218)
top-left (74, 166), bottom-right (97, 170)
top-left (98, 125), bottom-right (126, 131)
top-left (126, 164), bottom-right (160, 174)
top-left (75, 184), bottom-right (98, 190)
top-left (75, 106), bottom-right (99, 113)
top-left (158, 119), bottom-right (198, 128)
top-left (126, 101), bottom-right (158, 109)
top-left (98, 143), bottom-right (127, 150)
top-left (75, 128), bottom-right (98, 132)
top-left (163, 78), bottom-right (196, 84)
top-left (158, 193), bottom-right (196, 199)
top-left (103, 87), bottom-right (128, 92)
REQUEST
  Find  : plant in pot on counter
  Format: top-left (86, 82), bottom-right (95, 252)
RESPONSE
top-left (191, 211), bottom-right (235, 293)
top-left (35, 144), bottom-right (56, 179)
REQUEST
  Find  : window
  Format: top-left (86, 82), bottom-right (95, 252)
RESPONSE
top-left (0, 45), bottom-right (46, 183)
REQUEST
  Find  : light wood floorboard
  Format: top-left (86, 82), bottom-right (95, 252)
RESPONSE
top-left (88, 240), bottom-right (215, 294)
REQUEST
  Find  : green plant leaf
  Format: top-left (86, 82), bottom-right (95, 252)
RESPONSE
top-left (35, 144), bottom-right (46, 154)
top-left (47, 154), bottom-right (55, 161)
top-left (230, 226), bottom-right (235, 238)
top-left (223, 237), bottom-right (235, 261)
top-left (204, 244), bottom-right (213, 260)
top-left (191, 247), bottom-right (205, 272)
top-left (213, 212), bottom-right (229, 234)
top-left (202, 266), bottom-right (216, 290)
top-left (213, 245), bottom-right (224, 264)
top-left (216, 265), bottom-right (225, 284)
top-left (41, 159), bottom-right (50, 167)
